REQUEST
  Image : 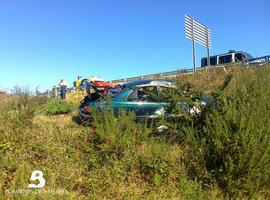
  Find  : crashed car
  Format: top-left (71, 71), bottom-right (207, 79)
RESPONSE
top-left (78, 79), bottom-right (207, 120)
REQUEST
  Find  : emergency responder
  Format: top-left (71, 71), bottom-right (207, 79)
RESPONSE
top-left (59, 79), bottom-right (68, 100)
top-left (75, 75), bottom-right (82, 90)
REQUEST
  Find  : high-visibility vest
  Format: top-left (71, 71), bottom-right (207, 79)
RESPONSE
top-left (75, 79), bottom-right (81, 88)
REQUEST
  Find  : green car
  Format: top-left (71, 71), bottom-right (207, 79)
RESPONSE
top-left (78, 79), bottom-right (198, 120)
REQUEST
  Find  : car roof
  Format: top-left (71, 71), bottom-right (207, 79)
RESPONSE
top-left (123, 79), bottom-right (175, 88)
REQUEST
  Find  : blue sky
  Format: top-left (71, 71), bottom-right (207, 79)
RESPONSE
top-left (0, 0), bottom-right (269, 91)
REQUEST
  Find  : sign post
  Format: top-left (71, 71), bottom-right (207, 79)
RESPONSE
top-left (191, 19), bottom-right (196, 73)
top-left (185, 15), bottom-right (212, 72)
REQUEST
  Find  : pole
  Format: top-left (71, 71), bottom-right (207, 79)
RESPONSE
top-left (192, 38), bottom-right (196, 74)
top-left (207, 47), bottom-right (210, 69)
top-left (192, 18), bottom-right (196, 74)
top-left (206, 27), bottom-right (210, 71)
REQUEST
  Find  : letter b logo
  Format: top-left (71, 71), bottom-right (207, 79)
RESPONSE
top-left (28, 170), bottom-right (45, 188)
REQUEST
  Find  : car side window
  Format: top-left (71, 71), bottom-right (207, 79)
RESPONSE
top-left (137, 86), bottom-right (159, 102)
top-left (127, 86), bottom-right (159, 102)
top-left (127, 89), bottom-right (138, 102)
top-left (219, 55), bottom-right (232, 64)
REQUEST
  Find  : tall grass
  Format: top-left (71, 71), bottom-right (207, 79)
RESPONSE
top-left (42, 99), bottom-right (74, 115)
top-left (2, 66), bottom-right (270, 199)
top-left (1, 92), bottom-right (216, 199)
top-left (176, 66), bottom-right (270, 199)
top-left (91, 108), bottom-right (149, 160)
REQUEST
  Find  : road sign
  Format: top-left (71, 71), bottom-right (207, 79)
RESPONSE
top-left (185, 15), bottom-right (212, 72)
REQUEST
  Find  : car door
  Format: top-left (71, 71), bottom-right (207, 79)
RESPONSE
top-left (125, 86), bottom-right (165, 119)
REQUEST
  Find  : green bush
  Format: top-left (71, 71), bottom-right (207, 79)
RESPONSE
top-left (178, 177), bottom-right (211, 200)
top-left (138, 140), bottom-right (175, 186)
top-left (4, 66), bottom-right (270, 199)
top-left (183, 66), bottom-right (270, 199)
top-left (92, 108), bottom-right (149, 160)
top-left (42, 99), bottom-right (73, 115)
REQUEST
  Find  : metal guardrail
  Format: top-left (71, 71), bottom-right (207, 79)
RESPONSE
top-left (109, 67), bottom-right (209, 83)
top-left (109, 59), bottom-right (270, 84)
top-left (53, 67), bottom-right (196, 97)
top-left (53, 59), bottom-right (269, 98)
top-left (110, 69), bottom-right (190, 83)
top-left (247, 55), bottom-right (270, 66)
top-left (54, 65), bottom-right (236, 97)
top-left (248, 55), bottom-right (270, 62)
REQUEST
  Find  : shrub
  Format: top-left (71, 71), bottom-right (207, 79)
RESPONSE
top-left (158, 66), bottom-right (270, 198)
top-left (178, 177), bottom-right (212, 200)
top-left (183, 66), bottom-right (270, 199)
top-left (153, 77), bottom-right (203, 144)
top-left (138, 140), bottom-right (176, 186)
top-left (92, 108), bottom-right (149, 160)
top-left (42, 99), bottom-right (73, 115)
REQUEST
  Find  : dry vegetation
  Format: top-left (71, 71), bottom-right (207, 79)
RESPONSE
top-left (1, 64), bottom-right (270, 199)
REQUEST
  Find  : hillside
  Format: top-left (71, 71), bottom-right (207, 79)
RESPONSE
top-left (1, 64), bottom-right (270, 199)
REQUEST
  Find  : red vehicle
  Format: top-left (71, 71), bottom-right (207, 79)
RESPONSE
top-left (80, 77), bottom-right (119, 95)
top-left (93, 81), bottom-right (119, 95)
top-left (94, 80), bottom-right (117, 87)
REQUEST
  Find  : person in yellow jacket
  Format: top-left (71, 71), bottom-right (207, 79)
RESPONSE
top-left (73, 75), bottom-right (82, 91)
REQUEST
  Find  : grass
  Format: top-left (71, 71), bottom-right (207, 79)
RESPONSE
top-left (42, 99), bottom-right (74, 115)
top-left (1, 64), bottom-right (270, 199)
top-left (0, 97), bottom-right (218, 199)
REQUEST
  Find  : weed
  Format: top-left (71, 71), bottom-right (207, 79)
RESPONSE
top-left (42, 99), bottom-right (73, 115)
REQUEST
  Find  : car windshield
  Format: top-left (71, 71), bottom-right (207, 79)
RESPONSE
top-left (245, 53), bottom-right (253, 60)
